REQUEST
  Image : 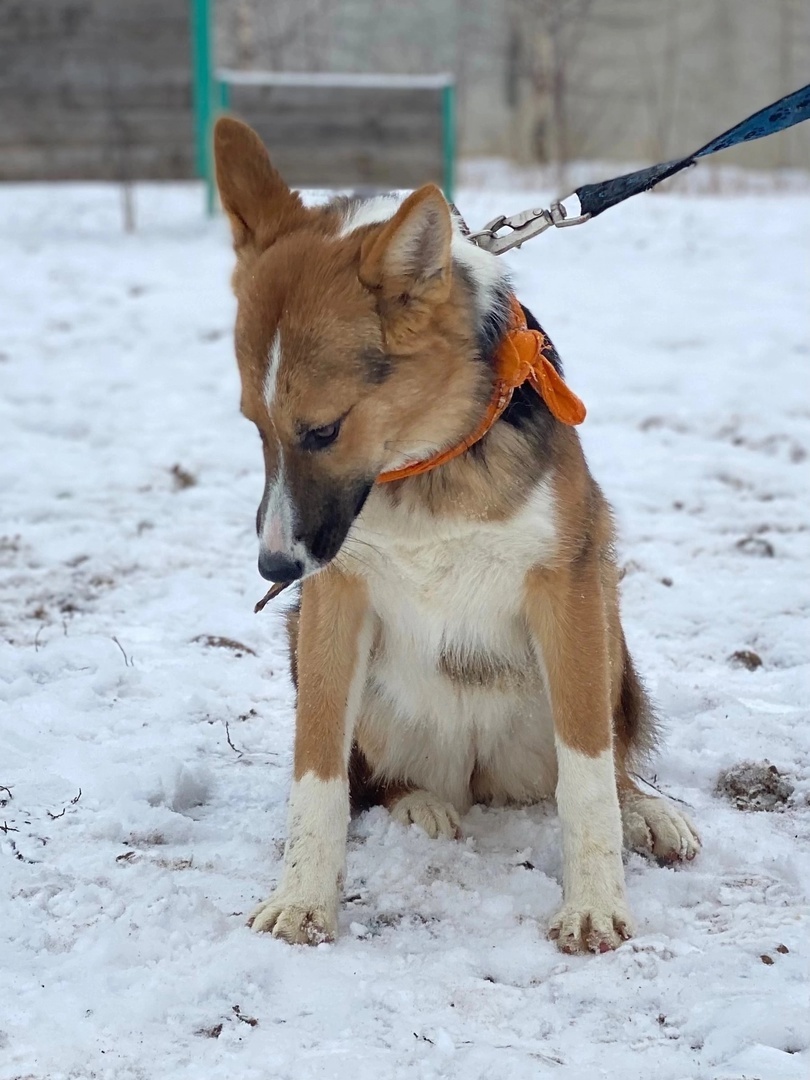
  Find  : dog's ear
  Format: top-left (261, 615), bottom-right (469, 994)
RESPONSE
top-left (214, 117), bottom-right (308, 255)
top-left (359, 185), bottom-right (452, 323)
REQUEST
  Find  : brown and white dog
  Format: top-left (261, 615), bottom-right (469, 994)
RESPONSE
top-left (214, 118), bottom-right (700, 954)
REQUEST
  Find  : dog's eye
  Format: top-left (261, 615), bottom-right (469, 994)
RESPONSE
top-left (301, 420), bottom-right (341, 452)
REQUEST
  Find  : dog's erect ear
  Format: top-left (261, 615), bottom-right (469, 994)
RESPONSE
top-left (359, 185), bottom-right (452, 317)
top-left (214, 117), bottom-right (308, 254)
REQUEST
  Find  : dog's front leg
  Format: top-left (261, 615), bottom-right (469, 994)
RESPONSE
top-left (249, 569), bottom-right (372, 944)
top-left (525, 564), bottom-right (633, 954)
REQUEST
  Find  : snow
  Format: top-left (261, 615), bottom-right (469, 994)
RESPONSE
top-left (1, 181), bottom-right (808, 1080)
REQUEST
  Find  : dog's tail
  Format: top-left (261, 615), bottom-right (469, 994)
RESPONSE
top-left (613, 633), bottom-right (659, 768)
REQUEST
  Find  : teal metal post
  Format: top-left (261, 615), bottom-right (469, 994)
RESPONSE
top-left (190, 0), bottom-right (216, 214)
top-left (441, 82), bottom-right (456, 203)
top-left (218, 79), bottom-right (230, 112)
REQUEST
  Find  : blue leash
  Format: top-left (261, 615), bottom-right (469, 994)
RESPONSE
top-left (471, 82), bottom-right (810, 254)
top-left (576, 82), bottom-right (810, 218)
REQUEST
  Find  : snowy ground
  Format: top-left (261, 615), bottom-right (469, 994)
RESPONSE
top-left (1, 181), bottom-right (808, 1080)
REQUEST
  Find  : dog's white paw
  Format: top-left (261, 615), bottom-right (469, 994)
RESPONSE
top-left (622, 795), bottom-right (701, 864)
top-left (248, 890), bottom-right (338, 944)
top-left (390, 790), bottom-right (461, 840)
top-left (549, 901), bottom-right (634, 954)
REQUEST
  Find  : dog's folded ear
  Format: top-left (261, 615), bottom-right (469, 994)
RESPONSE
top-left (214, 118), bottom-right (309, 255)
top-left (359, 185), bottom-right (452, 326)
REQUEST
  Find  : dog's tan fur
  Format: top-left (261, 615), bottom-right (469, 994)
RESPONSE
top-left (215, 117), bottom-right (700, 953)
top-left (291, 567), bottom-right (370, 783)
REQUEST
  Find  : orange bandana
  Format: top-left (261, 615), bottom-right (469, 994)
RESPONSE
top-left (377, 295), bottom-right (586, 484)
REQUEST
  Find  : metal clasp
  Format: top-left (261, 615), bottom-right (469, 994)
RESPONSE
top-left (468, 194), bottom-right (590, 255)
top-left (549, 193), bottom-right (590, 228)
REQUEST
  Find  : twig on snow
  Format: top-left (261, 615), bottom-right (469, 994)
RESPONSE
top-left (112, 636), bottom-right (133, 667)
top-left (47, 788), bottom-right (82, 820)
top-left (225, 722), bottom-right (244, 757)
top-left (631, 772), bottom-right (690, 807)
top-left (5, 838), bottom-right (27, 861)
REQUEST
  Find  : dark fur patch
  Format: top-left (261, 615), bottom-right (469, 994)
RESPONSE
top-left (348, 742), bottom-right (381, 813)
top-left (615, 648), bottom-right (659, 764)
top-left (477, 281), bottom-right (512, 359)
top-left (255, 494), bottom-right (267, 537)
top-left (453, 262), bottom-right (511, 361)
top-left (308, 493), bottom-right (349, 562)
top-left (438, 647), bottom-right (532, 690)
top-left (284, 456), bottom-right (376, 565)
top-left (361, 347), bottom-right (393, 384)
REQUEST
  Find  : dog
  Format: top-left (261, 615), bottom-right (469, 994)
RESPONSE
top-left (213, 117), bottom-right (700, 954)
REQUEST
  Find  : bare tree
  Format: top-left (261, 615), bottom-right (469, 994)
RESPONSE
top-left (507, 0), bottom-right (595, 187)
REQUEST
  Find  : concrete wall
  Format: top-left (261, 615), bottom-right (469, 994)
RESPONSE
top-left (1, 0), bottom-right (807, 182)
top-left (219, 0), bottom-right (810, 169)
top-left (0, 0), bottom-right (194, 180)
top-left (507, 0), bottom-right (810, 169)
top-left (226, 79), bottom-right (446, 188)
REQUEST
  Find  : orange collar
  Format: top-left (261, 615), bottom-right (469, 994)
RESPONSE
top-left (376, 295), bottom-right (586, 484)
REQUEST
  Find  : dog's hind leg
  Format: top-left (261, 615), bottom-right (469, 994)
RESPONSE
top-left (348, 746), bottom-right (461, 839)
top-left (612, 646), bottom-right (700, 864)
top-left (386, 787), bottom-right (461, 840)
top-left (616, 769), bottom-right (701, 864)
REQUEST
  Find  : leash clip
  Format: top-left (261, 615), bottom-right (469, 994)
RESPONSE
top-left (468, 195), bottom-right (590, 255)
top-left (549, 194), bottom-right (590, 228)
top-left (468, 208), bottom-right (553, 255)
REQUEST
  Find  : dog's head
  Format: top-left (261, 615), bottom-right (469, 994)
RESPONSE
top-left (214, 118), bottom-right (505, 582)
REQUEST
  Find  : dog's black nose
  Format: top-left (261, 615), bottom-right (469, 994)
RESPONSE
top-left (258, 550), bottom-right (304, 583)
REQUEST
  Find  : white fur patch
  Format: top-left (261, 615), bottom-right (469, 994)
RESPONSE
top-left (389, 790), bottom-right (460, 840)
top-left (263, 330), bottom-right (281, 409)
top-left (341, 478), bottom-right (559, 811)
top-left (260, 447), bottom-right (292, 553)
top-left (621, 794), bottom-right (701, 862)
top-left (250, 774), bottom-right (348, 941)
top-left (258, 442), bottom-right (322, 577)
top-left (550, 742), bottom-right (633, 953)
top-left (250, 614), bottom-right (373, 941)
top-left (338, 194), bottom-right (405, 237)
top-left (449, 214), bottom-right (506, 323)
top-left (343, 609), bottom-right (375, 755)
top-left (258, 449), bottom-right (318, 574)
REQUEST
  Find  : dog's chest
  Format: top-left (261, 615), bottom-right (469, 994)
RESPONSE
top-left (348, 478), bottom-right (558, 649)
top-left (341, 481), bottom-right (560, 806)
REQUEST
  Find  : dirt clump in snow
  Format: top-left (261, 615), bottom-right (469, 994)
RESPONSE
top-left (728, 649), bottom-right (763, 670)
top-left (715, 761), bottom-right (794, 811)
